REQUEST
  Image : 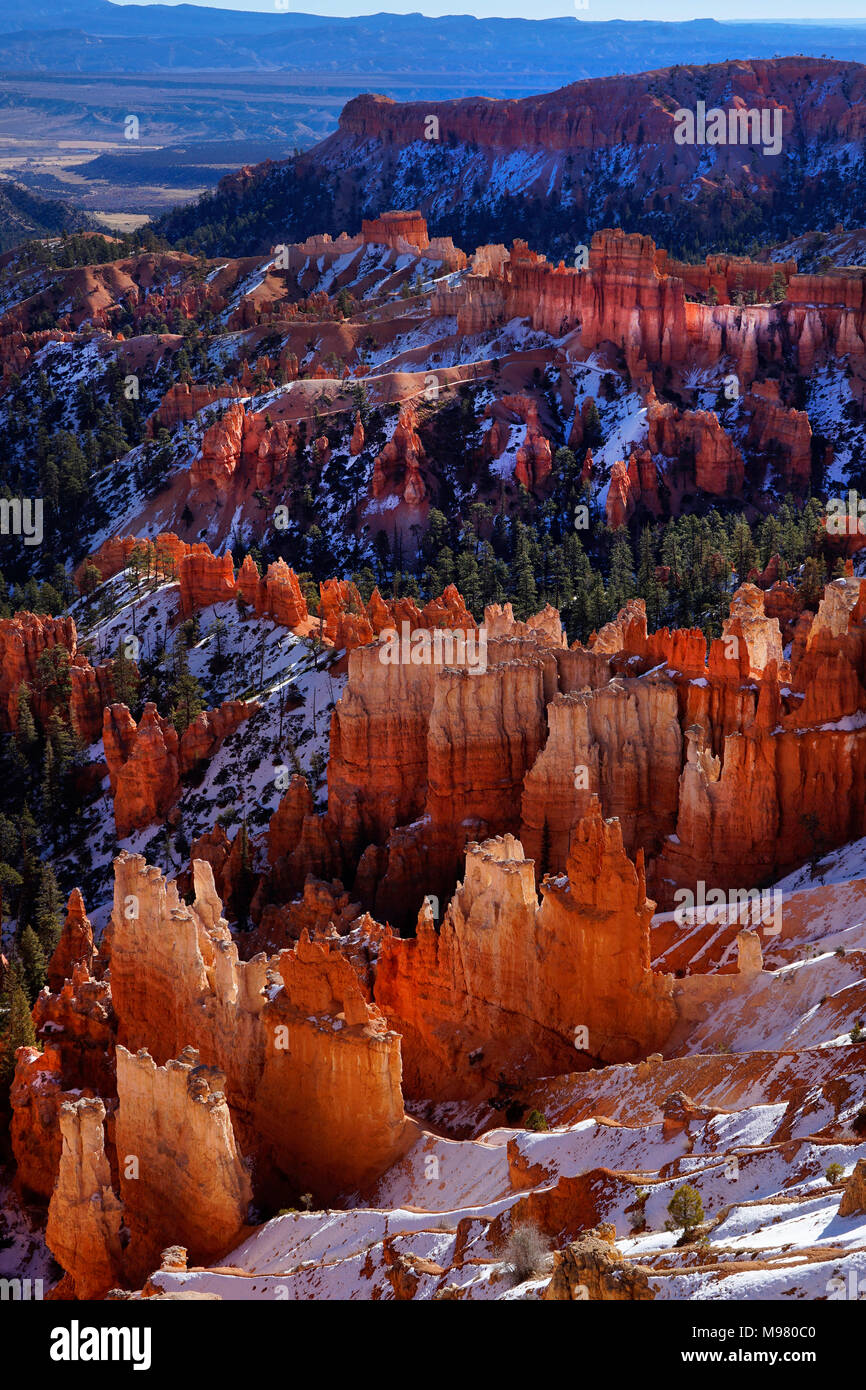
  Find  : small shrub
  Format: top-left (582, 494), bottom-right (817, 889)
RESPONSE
top-left (825, 1163), bottom-right (844, 1185)
top-left (525, 1109), bottom-right (549, 1132)
top-left (502, 1223), bottom-right (551, 1284)
top-left (629, 1188), bottom-right (650, 1232)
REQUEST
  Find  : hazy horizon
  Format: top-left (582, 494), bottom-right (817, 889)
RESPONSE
top-left (109, 1), bottom-right (866, 21)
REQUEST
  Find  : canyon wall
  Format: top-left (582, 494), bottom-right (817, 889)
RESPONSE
top-left (375, 805), bottom-right (677, 1098)
top-left (106, 854), bottom-right (414, 1201)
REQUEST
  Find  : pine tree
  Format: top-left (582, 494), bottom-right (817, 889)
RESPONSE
top-left (36, 645), bottom-right (71, 711)
top-left (112, 639), bottom-right (140, 710)
top-left (171, 670), bottom-right (206, 737)
top-left (455, 551), bottom-right (483, 618)
top-left (513, 548), bottom-right (538, 621)
top-left (607, 532), bottom-right (636, 614)
top-left (33, 864), bottom-right (62, 956)
top-left (0, 968), bottom-right (37, 1093)
top-left (583, 398), bottom-right (603, 446)
top-left (19, 925), bottom-right (47, 1002)
top-left (41, 739), bottom-right (56, 819)
top-left (47, 711), bottom-right (79, 781)
top-left (799, 556), bottom-right (823, 609)
top-left (15, 684), bottom-right (38, 753)
top-left (79, 561), bottom-right (101, 597)
top-left (636, 525), bottom-right (656, 593)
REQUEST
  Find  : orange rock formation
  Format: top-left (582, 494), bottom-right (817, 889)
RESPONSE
top-left (375, 805), bottom-right (676, 1098)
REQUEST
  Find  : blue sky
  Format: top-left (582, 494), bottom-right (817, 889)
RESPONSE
top-left (115, 1), bottom-right (866, 17)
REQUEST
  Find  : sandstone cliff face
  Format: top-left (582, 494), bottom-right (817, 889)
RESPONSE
top-left (32, 961), bottom-right (116, 1097)
top-left (745, 383), bottom-right (812, 490)
top-left (327, 642), bottom-right (440, 853)
top-left (648, 581), bottom-right (866, 902)
top-left (0, 611), bottom-right (113, 744)
top-left (371, 403), bottom-right (427, 506)
top-left (179, 699), bottom-right (259, 776)
top-left (103, 703), bottom-right (180, 838)
top-left (255, 931), bottom-right (412, 1196)
top-left (267, 774), bottom-right (318, 901)
top-left (115, 1045), bottom-right (251, 1285)
top-left (103, 698), bottom-right (257, 837)
top-left (839, 1158), bottom-right (866, 1217)
top-left (47, 888), bottom-right (95, 992)
top-left (10, 1045), bottom-right (69, 1202)
top-left (11, 941), bottom-right (116, 1204)
top-left (45, 1097), bottom-right (125, 1300)
top-left (350, 411), bottom-right (365, 455)
top-left (520, 675), bottom-right (682, 872)
top-left (313, 577), bottom-right (866, 928)
top-left (482, 395), bottom-right (554, 490)
top-left (178, 544), bottom-right (237, 615)
top-left (375, 805), bottom-right (676, 1099)
top-left (647, 397), bottom-right (744, 496)
top-left (427, 225), bottom-right (859, 480)
top-left (324, 620), bottom-right (550, 924)
top-left (148, 381), bottom-right (243, 434)
top-left (192, 400), bottom-right (246, 497)
top-left (107, 854), bottom-right (414, 1202)
top-left (361, 210), bottom-right (429, 252)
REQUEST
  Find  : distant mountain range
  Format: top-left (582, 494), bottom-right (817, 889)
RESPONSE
top-left (1, 3), bottom-right (866, 79)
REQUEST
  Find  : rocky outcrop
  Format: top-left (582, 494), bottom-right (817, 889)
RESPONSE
top-left (646, 397), bottom-right (744, 496)
top-left (521, 673), bottom-right (682, 872)
top-left (103, 703), bottom-right (180, 838)
top-left (483, 395), bottom-right (554, 490)
top-left (178, 544), bottom-right (237, 615)
top-left (45, 1097), bottom-right (125, 1300)
top-left (115, 1045), bottom-right (252, 1285)
top-left (266, 774), bottom-right (318, 902)
top-left (744, 382), bottom-right (812, 490)
top-left (103, 698), bottom-right (256, 837)
top-left (32, 961), bottom-right (116, 1095)
top-left (375, 804), bottom-right (676, 1099)
top-left (839, 1158), bottom-right (866, 1217)
top-left (361, 210), bottom-right (429, 252)
top-left (605, 450), bottom-right (665, 529)
top-left (47, 888), bottom-right (95, 992)
top-left (191, 400), bottom-right (246, 497)
top-left (0, 611), bottom-right (113, 743)
top-left (350, 411), bottom-right (365, 455)
top-left (371, 403), bottom-right (427, 506)
top-left (10, 1045), bottom-right (69, 1202)
top-left (106, 854), bottom-right (415, 1201)
top-left (324, 600), bottom-right (515, 919)
top-left (10, 951), bottom-right (114, 1200)
top-left (178, 699), bottom-right (259, 775)
top-left (543, 1225), bottom-right (655, 1300)
top-left (313, 576), bottom-right (866, 927)
top-left (148, 381), bottom-right (243, 434)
